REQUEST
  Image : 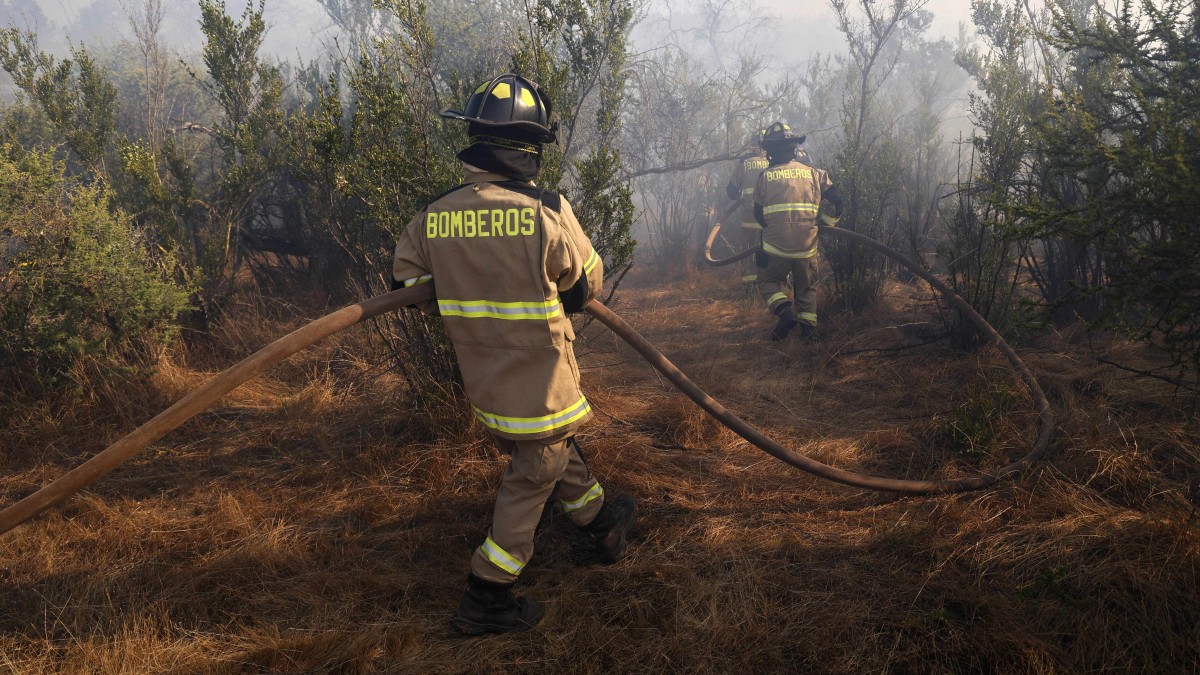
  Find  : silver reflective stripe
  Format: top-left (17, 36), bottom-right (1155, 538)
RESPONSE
top-left (473, 396), bottom-right (592, 435)
top-left (438, 298), bottom-right (561, 320)
top-left (403, 274), bottom-right (432, 287)
top-left (583, 248), bottom-right (600, 274)
top-left (762, 241), bottom-right (818, 259)
top-left (480, 536), bottom-right (525, 575)
top-left (561, 482), bottom-right (604, 513)
top-left (763, 202), bottom-right (819, 215)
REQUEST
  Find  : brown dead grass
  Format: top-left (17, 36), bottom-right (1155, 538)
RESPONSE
top-left (2, 263), bottom-right (1198, 673)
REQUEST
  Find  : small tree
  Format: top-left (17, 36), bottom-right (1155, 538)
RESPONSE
top-left (0, 145), bottom-right (191, 381)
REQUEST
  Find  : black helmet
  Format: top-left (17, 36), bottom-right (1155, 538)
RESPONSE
top-left (440, 73), bottom-right (557, 144)
top-left (760, 121), bottom-right (806, 149)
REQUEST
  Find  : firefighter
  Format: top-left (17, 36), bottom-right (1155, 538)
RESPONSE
top-left (752, 122), bottom-right (844, 341)
top-left (391, 74), bottom-right (638, 635)
top-left (724, 129), bottom-right (770, 290)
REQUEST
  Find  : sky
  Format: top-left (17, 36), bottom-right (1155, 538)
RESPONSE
top-left (21, 0), bottom-right (982, 62)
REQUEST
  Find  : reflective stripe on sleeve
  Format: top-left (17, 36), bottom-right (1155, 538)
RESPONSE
top-left (740, 221), bottom-right (763, 230)
top-left (820, 213), bottom-right (840, 227)
top-left (474, 396), bottom-right (591, 435)
top-left (438, 298), bottom-right (561, 320)
top-left (762, 241), bottom-right (818, 259)
top-left (741, 187), bottom-right (755, 196)
top-left (741, 274), bottom-right (758, 283)
top-left (403, 274), bottom-right (432, 287)
top-left (799, 312), bottom-right (818, 324)
top-left (561, 482), bottom-right (604, 513)
top-left (763, 202), bottom-right (819, 216)
top-left (583, 249), bottom-right (600, 275)
top-left (766, 292), bottom-right (789, 307)
top-left (480, 536), bottom-right (525, 576)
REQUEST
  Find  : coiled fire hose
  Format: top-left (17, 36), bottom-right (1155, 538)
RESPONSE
top-left (0, 228), bottom-right (1054, 535)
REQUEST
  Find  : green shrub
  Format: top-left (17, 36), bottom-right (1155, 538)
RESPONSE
top-left (0, 145), bottom-right (191, 379)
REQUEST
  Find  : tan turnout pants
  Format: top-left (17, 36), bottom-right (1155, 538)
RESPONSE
top-left (758, 253), bottom-right (819, 326)
top-left (470, 433), bottom-right (606, 584)
top-left (739, 224), bottom-right (762, 285)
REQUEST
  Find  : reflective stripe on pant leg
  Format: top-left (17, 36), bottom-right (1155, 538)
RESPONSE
top-left (793, 256), bottom-right (818, 326)
top-left (479, 535), bottom-right (525, 576)
top-left (765, 291), bottom-right (789, 311)
top-left (757, 254), bottom-right (791, 314)
top-left (469, 436), bottom-right (568, 583)
top-left (556, 439), bottom-right (605, 526)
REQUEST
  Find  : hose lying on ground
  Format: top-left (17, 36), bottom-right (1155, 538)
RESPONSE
top-left (0, 227), bottom-right (1055, 534)
top-left (700, 221), bottom-right (1055, 488)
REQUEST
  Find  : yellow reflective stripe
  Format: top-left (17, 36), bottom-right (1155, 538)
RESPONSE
top-left (762, 241), bottom-right (818, 259)
top-left (820, 213), bottom-right (840, 227)
top-left (766, 292), bottom-right (789, 307)
top-left (763, 202), bottom-right (820, 215)
top-left (740, 221), bottom-right (762, 230)
top-left (799, 312), bottom-right (818, 324)
top-left (438, 298), bottom-right (561, 320)
top-left (403, 274), bottom-right (432, 287)
top-left (583, 249), bottom-right (600, 275)
top-left (480, 536), bottom-right (525, 575)
top-left (561, 482), bottom-right (604, 513)
top-left (741, 187), bottom-right (754, 196)
top-left (741, 275), bottom-right (758, 283)
top-left (474, 396), bottom-right (591, 435)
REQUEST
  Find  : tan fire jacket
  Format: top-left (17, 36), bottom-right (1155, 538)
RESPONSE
top-left (753, 159), bottom-right (835, 259)
top-left (726, 153), bottom-right (770, 229)
top-left (392, 171), bottom-right (604, 441)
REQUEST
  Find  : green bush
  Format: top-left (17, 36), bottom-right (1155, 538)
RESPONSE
top-left (0, 145), bottom-right (191, 379)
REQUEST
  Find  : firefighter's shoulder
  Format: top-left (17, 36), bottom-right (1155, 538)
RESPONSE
top-left (488, 179), bottom-right (564, 213)
top-left (426, 183), bottom-right (471, 207)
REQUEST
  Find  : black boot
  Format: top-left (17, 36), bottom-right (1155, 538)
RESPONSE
top-left (797, 322), bottom-right (819, 343)
top-left (770, 302), bottom-right (798, 341)
top-left (450, 574), bottom-right (544, 635)
top-left (583, 494), bottom-right (638, 564)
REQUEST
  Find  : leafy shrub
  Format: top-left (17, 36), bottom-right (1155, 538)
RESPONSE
top-left (0, 145), bottom-right (191, 379)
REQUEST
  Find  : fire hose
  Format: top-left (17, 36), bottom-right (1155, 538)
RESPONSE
top-left (0, 230), bottom-right (1054, 535)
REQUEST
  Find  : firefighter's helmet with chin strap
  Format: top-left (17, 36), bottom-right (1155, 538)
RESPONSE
top-left (440, 73), bottom-right (558, 144)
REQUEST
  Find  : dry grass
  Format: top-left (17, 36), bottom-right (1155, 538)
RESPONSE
top-left (2, 264), bottom-right (1198, 673)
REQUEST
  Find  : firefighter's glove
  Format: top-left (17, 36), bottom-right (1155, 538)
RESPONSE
top-left (754, 250), bottom-right (768, 268)
top-left (559, 274), bottom-right (590, 313)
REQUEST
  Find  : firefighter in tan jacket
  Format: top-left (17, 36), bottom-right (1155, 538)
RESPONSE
top-left (724, 133), bottom-right (770, 288)
top-left (752, 122), bottom-right (844, 341)
top-left (725, 130), bottom-right (814, 291)
top-left (392, 74), bottom-right (637, 635)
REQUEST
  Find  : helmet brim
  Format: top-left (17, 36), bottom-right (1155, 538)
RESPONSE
top-left (439, 108), bottom-right (558, 144)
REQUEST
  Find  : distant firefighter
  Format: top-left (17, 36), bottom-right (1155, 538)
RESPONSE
top-left (724, 129), bottom-right (771, 291)
top-left (752, 122), bottom-right (844, 341)
top-left (391, 74), bottom-right (638, 634)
